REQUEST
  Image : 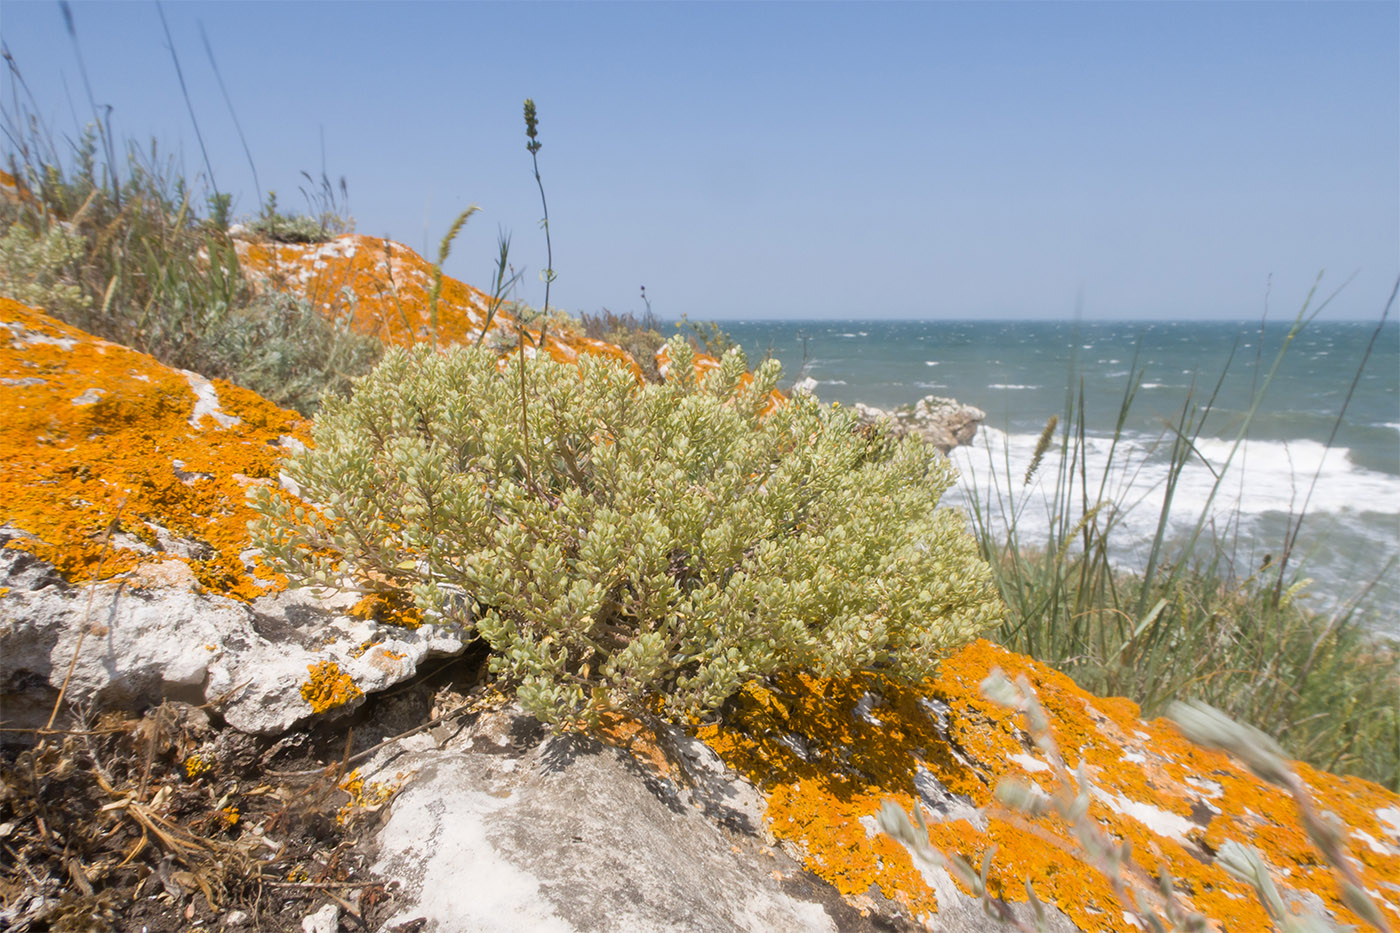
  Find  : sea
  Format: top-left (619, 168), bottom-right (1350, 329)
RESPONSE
top-left (717, 319), bottom-right (1400, 638)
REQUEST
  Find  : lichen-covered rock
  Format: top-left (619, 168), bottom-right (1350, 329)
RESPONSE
top-left (0, 542), bottom-right (467, 734)
top-left (0, 297), bottom-right (305, 600)
top-left (358, 701), bottom-right (1049, 933)
top-left (855, 395), bottom-right (986, 453)
top-left (3, 275), bottom-right (1395, 933)
top-left (699, 639), bottom-right (1400, 931)
top-left (234, 233), bottom-right (644, 377)
top-left (0, 300), bottom-right (467, 734)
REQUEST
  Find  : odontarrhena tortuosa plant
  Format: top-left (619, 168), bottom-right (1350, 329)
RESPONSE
top-left (251, 336), bottom-right (1002, 726)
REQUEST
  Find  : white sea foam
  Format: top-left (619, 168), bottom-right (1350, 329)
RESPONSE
top-left (947, 428), bottom-right (1400, 562)
top-left (925, 361), bottom-right (940, 366)
top-left (988, 384), bottom-right (1040, 390)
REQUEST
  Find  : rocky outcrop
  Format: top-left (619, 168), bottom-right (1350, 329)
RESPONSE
top-left (855, 395), bottom-right (986, 453)
top-left (358, 704), bottom-right (889, 932)
top-left (0, 298), bottom-right (465, 735)
top-left (340, 687), bottom-right (1075, 933)
top-left (0, 297), bottom-right (305, 599)
top-left (699, 640), bottom-right (1400, 930)
top-left (235, 233), bottom-right (792, 403)
top-left (234, 234), bottom-right (643, 378)
top-left (2, 293), bottom-right (1397, 932)
top-left (0, 543), bottom-right (466, 734)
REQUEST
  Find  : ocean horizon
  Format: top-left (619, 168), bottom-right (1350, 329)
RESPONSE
top-left (710, 318), bottom-right (1400, 637)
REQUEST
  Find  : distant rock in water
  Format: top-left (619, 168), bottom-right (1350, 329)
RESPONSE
top-left (854, 394), bottom-right (986, 453)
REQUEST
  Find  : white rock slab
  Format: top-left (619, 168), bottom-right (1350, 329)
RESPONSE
top-left (0, 545), bottom-right (466, 735)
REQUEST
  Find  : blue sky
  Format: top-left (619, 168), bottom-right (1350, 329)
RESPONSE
top-left (2, 1), bottom-right (1396, 320)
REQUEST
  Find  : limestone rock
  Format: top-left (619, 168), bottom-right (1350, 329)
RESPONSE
top-left (358, 702), bottom-right (1050, 933)
top-left (299, 903), bottom-right (339, 933)
top-left (0, 297), bottom-right (307, 602)
top-left (855, 395), bottom-right (986, 453)
top-left (0, 538), bottom-right (466, 735)
top-left (0, 299), bottom-right (468, 735)
top-left (699, 640), bottom-right (1400, 931)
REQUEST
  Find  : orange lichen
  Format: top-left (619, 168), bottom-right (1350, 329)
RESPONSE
top-left (595, 710), bottom-right (683, 783)
top-left (183, 754), bottom-right (211, 779)
top-left (234, 234), bottom-right (646, 380)
top-left (299, 660), bottom-right (363, 714)
top-left (0, 169), bottom-right (40, 209)
top-left (700, 640), bottom-right (1400, 930)
top-left (337, 768), bottom-right (402, 824)
top-left (349, 590), bottom-right (423, 629)
top-left (0, 299), bottom-right (308, 599)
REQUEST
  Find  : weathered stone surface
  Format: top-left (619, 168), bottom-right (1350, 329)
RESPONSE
top-left (0, 299), bottom-right (467, 735)
top-left (358, 702), bottom-right (1056, 933)
top-left (699, 640), bottom-right (1400, 931)
top-left (855, 395), bottom-right (986, 453)
top-left (0, 541), bottom-right (466, 734)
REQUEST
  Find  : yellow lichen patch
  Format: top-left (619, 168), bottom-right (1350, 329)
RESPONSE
top-left (349, 590), bottom-right (423, 629)
top-left (700, 640), bottom-right (1400, 930)
top-left (299, 660), bottom-right (363, 714)
top-left (235, 234), bottom-right (646, 380)
top-left (595, 710), bottom-right (683, 784)
top-left (183, 754), bottom-right (211, 779)
top-left (337, 768), bottom-right (402, 825)
top-left (0, 299), bottom-right (308, 599)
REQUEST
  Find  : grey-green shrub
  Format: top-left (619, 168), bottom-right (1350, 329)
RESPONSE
top-left (0, 220), bottom-right (91, 317)
top-left (252, 337), bottom-right (1002, 724)
top-left (156, 288), bottom-right (383, 416)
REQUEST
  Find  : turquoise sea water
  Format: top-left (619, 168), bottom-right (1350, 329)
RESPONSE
top-left (717, 319), bottom-right (1400, 636)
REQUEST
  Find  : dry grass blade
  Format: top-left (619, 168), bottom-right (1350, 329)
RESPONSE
top-left (45, 497), bottom-right (126, 732)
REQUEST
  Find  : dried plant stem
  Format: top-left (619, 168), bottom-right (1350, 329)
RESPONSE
top-left (46, 496), bottom-right (127, 731)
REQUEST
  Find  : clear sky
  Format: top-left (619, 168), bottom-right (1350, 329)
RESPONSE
top-left (2, 1), bottom-right (1396, 320)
